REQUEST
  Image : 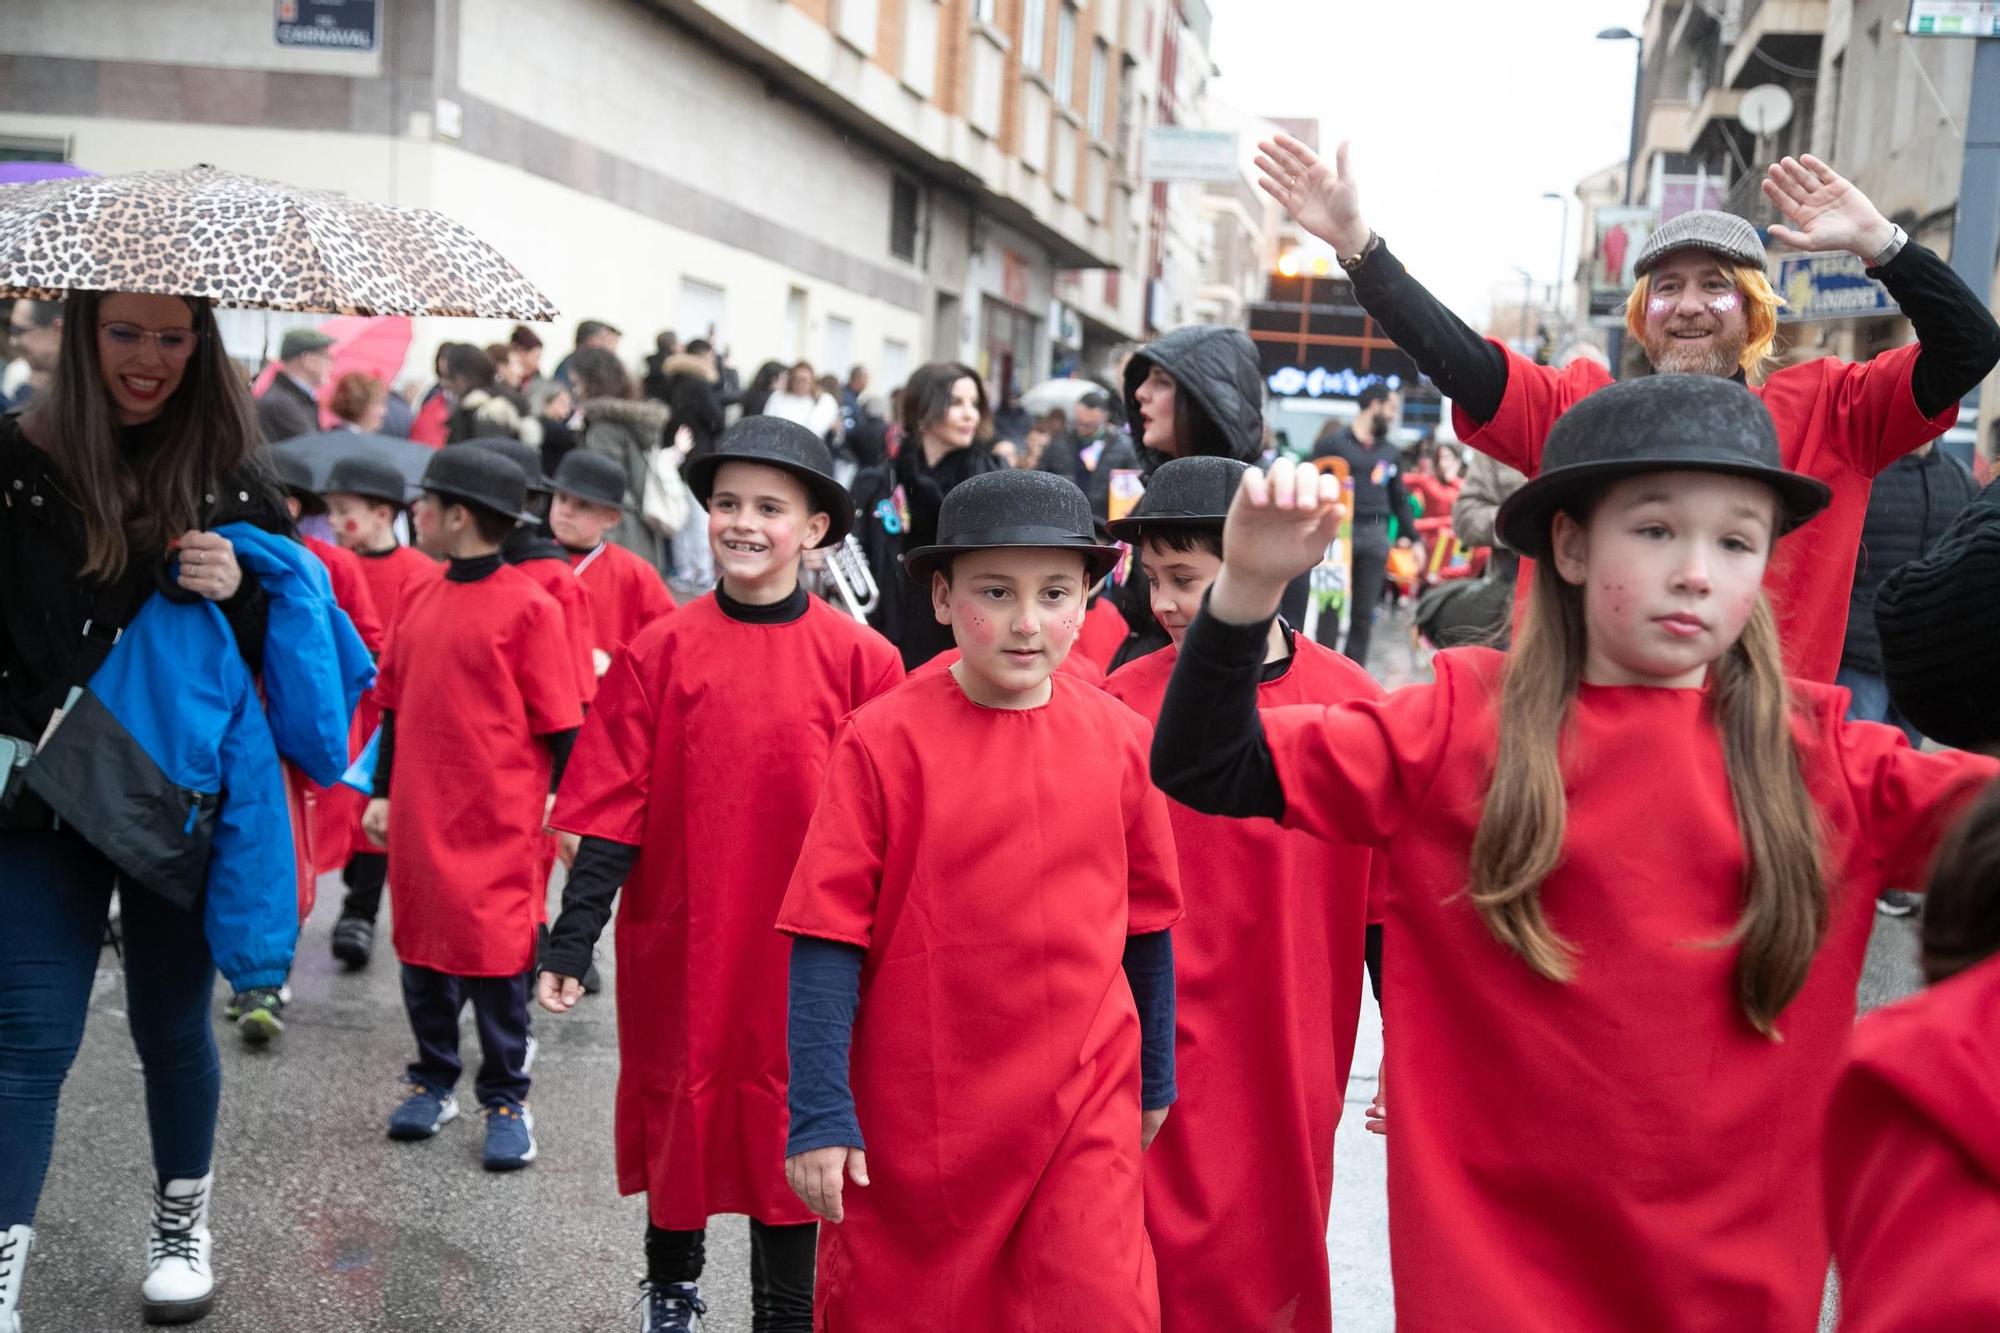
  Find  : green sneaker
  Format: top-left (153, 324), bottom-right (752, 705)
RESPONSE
top-left (233, 987), bottom-right (286, 1046)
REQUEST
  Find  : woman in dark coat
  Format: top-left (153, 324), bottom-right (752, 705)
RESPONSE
top-left (0, 289), bottom-right (287, 1328)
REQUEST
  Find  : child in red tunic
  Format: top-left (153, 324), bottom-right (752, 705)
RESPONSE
top-left (1153, 377), bottom-right (2000, 1331)
top-left (468, 437), bottom-right (598, 708)
top-left (1822, 779), bottom-right (2000, 1333)
top-left (1102, 455), bottom-right (1382, 1333)
top-left (539, 419), bottom-right (901, 1331)
top-left (361, 446), bottom-right (583, 1173)
top-left (779, 468), bottom-right (1182, 1333)
top-left (545, 449), bottom-right (676, 677)
top-left (322, 453), bottom-right (437, 971)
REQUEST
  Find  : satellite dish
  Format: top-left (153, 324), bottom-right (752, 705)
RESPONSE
top-left (1738, 84), bottom-right (1795, 136)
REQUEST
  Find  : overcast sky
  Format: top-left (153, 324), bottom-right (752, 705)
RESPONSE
top-left (1208, 0), bottom-right (1651, 323)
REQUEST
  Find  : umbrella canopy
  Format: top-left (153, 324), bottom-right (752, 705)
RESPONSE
top-left (269, 430), bottom-right (435, 496)
top-left (1020, 377), bottom-right (1102, 417)
top-left (252, 314), bottom-right (415, 430)
top-left (0, 164), bottom-right (557, 319)
top-left (0, 162), bottom-right (93, 186)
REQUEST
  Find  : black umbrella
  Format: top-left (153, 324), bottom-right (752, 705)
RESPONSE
top-left (269, 431), bottom-right (435, 496)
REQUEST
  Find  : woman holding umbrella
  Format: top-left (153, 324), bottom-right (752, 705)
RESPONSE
top-left (0, 290), bottom-right (286, 1328)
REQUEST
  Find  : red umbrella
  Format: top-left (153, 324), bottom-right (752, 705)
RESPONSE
top-left (252, 314), bottom-right (414, 428)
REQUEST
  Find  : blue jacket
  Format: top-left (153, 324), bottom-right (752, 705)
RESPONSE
top-left (27, 524), bottom-right (373, 989)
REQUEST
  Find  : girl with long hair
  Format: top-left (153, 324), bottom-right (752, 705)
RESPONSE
top-left (1, 289), bottom-right (287, 1328)
top-left (1150, 374), bottom-right (1998, 1331)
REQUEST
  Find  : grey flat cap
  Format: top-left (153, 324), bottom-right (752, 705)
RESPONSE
top-left (1633, 210), bottom-right (1767, 276)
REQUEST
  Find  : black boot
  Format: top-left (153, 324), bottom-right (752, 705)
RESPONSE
top-left (331, 916), bottom-right (374, 969)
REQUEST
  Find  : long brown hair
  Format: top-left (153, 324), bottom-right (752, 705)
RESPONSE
top-left (1466, 507), bottom-right (1826, 1037)
top-left (25, 290), bottom-right (260, 581)
top-left (1918, 776), bottom-right (2000, 985)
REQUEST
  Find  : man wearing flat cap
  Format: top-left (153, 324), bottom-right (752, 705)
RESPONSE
top-left (1257, 135), bottom-right (2000, 684)
top-left (257, 328), bottom-right (336, 444)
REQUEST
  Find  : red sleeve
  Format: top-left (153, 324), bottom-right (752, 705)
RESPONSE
top-left (1263, 671), bottom-right (1458, 850)
top-left (549, 639), bottom-right (657, 842)
top-left (1450, 341), bottom-right (1613, 477)
top-left (1802, 344), bottom-right (1959, 477)
top-left (513, 592), bottom-right (586, 738)
top-left (1836, 719), bottom-right (2000, 889)
top-left (551, 574), bottom-right (599, 706)
top-left (409, 394), bottom-right (449, 447)
top-left (776, 721), bottom-right (888, 948)
top-left (1120, 711), bottom-right (1182, 934)
top-left (1822, 1062), bottom-right (2000, 1333)
top-left (636, 565), bottom-right (678, 622)
top-left (858, 635), bottom-right (906, 703)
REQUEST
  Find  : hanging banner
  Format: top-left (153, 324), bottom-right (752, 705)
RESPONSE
top-left (1588, 206), bottom-right (1658, 324)
top-left (1776, 252), bottom-right (1899, 322)
top-left (275, 0), bottom-right (379, 51)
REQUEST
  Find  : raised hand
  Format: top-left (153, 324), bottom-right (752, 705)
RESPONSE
top-left (1761, 155), bottom-right (1895, 259)
top-left (1209, 459), bottom-right (1347, 624)
top-left (1254, 135), bottom-right (1370, 258)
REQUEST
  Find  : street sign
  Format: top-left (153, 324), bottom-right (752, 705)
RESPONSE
top-left (1907, 1), bottom-right (2000, 36)
top-left (1141, 128), bottom-right (1240, 183)
top-left (275, 0), bottom-right (380, 51)
top-left (1776, 252), bottom-right (1898, 322)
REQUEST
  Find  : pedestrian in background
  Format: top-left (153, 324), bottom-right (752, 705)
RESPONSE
top-left (764, 361), bottom-right (841, 441)
top-left (1035, 388), bottom-right (1140, 519)
top-left (363, 446), bottom-right (583, 1174)
top-left (327, 370), bottom-right (389, 434)
top-left (882, 359), bottom-right (1001, 668)
top-left (1, 289), bottom-right (290, 1328)
top-left (552, 318), bottom-right (621, 388)
top-left (1311, 385), bottom-right (1415, 667)
top-left (443, 345), bottom-right (531, 444)
top-left (256, 326), bottom-right (335, 443)
top-left (641, 331), bottom-right (680, 405)
top-left (571, 346), bottom-right (670, 571)
top-left (661, 340), bottom-right (726, 457)
top-left (409, 343), bottom-right (460, 447)
top-left (541, 419), bottom-right (900, 1333)
top-left (2, 300), bottom-right (62, 411)
top-left (509, 324), bottom-right (546, 393)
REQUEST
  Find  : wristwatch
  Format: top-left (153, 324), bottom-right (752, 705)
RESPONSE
top-left (1867, 223), bottom-right (1907, 269)
top-left (1339, 231), bottom-right (1382, 273)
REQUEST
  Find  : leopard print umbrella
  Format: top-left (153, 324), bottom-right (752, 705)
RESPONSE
top-left (0, 164), bottom-right (558, 319)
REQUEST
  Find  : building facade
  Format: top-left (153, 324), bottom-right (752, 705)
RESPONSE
top-left (0, 0), bottom-right (1169, 395)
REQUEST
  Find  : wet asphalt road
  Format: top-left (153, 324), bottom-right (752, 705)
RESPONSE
top-left (24, 608), bottom-right (1925, 1331)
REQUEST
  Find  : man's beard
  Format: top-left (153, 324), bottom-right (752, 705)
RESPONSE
top-left (1644, 329), bottom-right (1744, 377)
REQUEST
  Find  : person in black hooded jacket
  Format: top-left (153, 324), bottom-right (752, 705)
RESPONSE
top-left (1111, 326), bottom-right (1293, 666)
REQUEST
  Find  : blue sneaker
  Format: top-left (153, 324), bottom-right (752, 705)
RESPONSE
top-left (637, 1280), bottom-right (706, 1331)
top-left (481, 1100), bottom-right (536, 1171)
top-left (386, 1083), bottom-right (459, 1141)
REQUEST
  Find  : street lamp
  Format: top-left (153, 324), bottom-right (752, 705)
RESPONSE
top-left (1511, 266), bottom-right (1535, 348)
top-left (1598, 26), bottom-right (1645, 206)
top-left (1541, 189), bottom-right (1571, 337)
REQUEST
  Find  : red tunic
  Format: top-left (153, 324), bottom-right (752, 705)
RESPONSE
top-left (352, 544), bottom-right (439, 637)
top-left (1075, 596), bottom-right (1131, 670)
top-left (551, 594), bottom-right (903, 1229)
top-left (1259, 648), bottom-right (1997, 1331)
top-left (372, 565), bottom-right (583, 976)
top-left (300, 535), bottom-right (384, 875)
top-left (568, 541), bottom-right (676, 658)
top-left (1454, 342), bottom-right (1958, 681)
top-left (913, 644), bottom-right (1107, 685)
top-left (1823, 957), bottom-right (2000, 1333)
top-left (333, 545), bottom-right (439, 864)
top-left (509, 553), bottom-right (599, 707)
top-left (1105, 638), bottom-right (1381, 1333)
top-left (777, 670), bottom-right (1184, 1333)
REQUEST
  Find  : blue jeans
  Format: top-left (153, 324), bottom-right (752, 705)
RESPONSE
top-left (0, 826), bottom-right (221, 1226)
top-left (1837, 666), bottom-right (1924, 747)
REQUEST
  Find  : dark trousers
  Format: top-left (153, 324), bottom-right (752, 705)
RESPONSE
top-left (647, 1219), bottom-right (816, 1332)
top-left (339, 851), bottom-right (388, 922)
top-left (399, 964), bottom-right (531, 1108)
top-left (1336, 541), bottom-right (1391, 669)
top-left (0, 827), bottom-right (221, 1226)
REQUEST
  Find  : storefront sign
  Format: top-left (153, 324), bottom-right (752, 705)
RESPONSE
top-left (1907, 1), bottom-right (2000, 36)
top-left (275, 0), bottom-right (379, 51)
top-left (1142, 128), bottom-right (1241, 183)
top-left (1588, 206), bottom-right (1657, 323)
top-left (1776, 252), bottom-right (1898, 322)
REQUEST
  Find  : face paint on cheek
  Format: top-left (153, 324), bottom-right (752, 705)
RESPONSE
top-left (1646, 296), bottom-right (1676, 320)
top-left (1706, 291), bottom-right (1739, 317)
top-left (343, 519), bottom-right (360, 534)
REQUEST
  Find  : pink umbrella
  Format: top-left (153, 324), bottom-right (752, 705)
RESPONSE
top-left (251, 314), bottom-right (414, 428)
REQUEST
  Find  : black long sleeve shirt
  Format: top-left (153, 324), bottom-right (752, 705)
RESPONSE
top-left (1347, 236), bottom-right (2000, 424)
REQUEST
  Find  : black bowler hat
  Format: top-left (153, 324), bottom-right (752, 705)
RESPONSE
top-left (467, 436), bottom-right (551, 494)
top-left (1493, 375), bottom-right (1830, 560)
top-left (550, 450), bottom-right (633, 510)
top-left (903, 469), bottom-right (1124, 584)
top-left (325, 454), bottom-right (411, 508)
top-left (1105, 455), bottom-right (1249, 542)
top-left (684, 416), bottom-right (852, 548)
top-left (268, 448), bottom-right (327, 516)
top-left (419, 444), bottom-right (534, 524)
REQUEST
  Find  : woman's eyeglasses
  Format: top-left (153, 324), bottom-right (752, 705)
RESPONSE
top-left (99, 322), bottom-right (202, 360)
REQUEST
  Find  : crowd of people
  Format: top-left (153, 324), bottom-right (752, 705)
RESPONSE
top-left (4, 130), bottom-right (2000, 1333)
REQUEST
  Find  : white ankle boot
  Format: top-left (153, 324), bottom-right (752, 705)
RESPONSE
top-left (141, 1174), bottom-right (213, 1325)
top-left (0, 1224), bottom-right (29, 1333)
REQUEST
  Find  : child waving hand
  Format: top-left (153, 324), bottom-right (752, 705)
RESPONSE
top-left (1153, 374), bottom-right (1998, 1331)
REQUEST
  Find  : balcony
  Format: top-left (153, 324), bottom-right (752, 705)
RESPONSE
top-left (1722, 0), bottom-right (1826, 89)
